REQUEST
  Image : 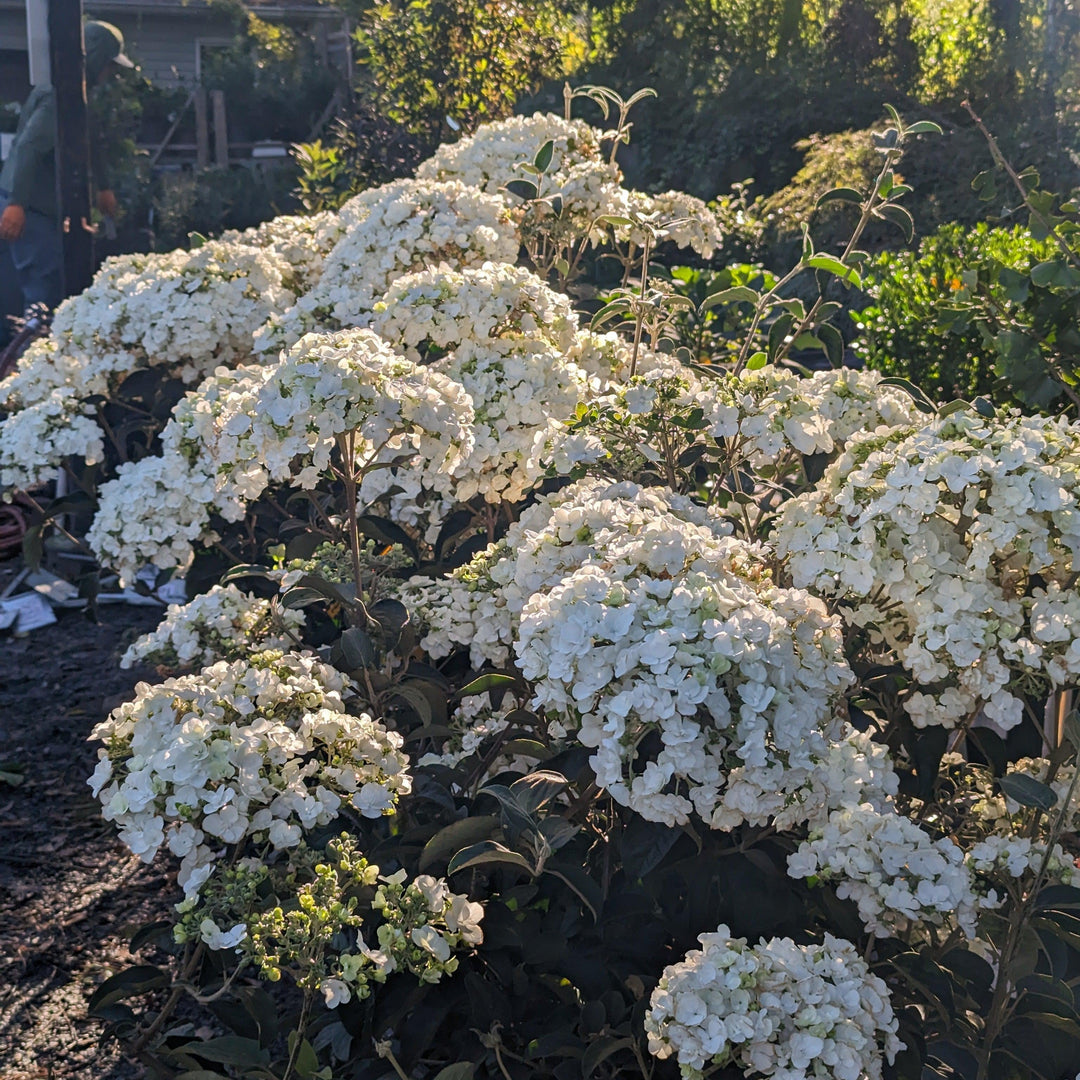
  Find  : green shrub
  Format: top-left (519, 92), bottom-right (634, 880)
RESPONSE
top-left (853, 222), bottom-right (1056, 403)
top-left (354, 0), bottom-right (578, 146)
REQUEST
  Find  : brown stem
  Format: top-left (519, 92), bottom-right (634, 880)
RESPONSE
top-left (772, 146), bottom-right (903, 370)
top-left (129, 942), bottom-right (206, 1055)
top-left (282, 988), bottom-right (316, 1080)
top-left (628, 233), bottom-right (652, 380)
top-left (337, 432), bottom-right (364, 605)
top-left (963, 100), bottom-right (1080, 274)
top-left (18, 490), bottom-right (96, 558)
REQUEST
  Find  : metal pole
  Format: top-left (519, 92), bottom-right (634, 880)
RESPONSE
top-left (47, 0), bottom-right (94, 298)
top-left (25, 0), bottom-right (51, 86)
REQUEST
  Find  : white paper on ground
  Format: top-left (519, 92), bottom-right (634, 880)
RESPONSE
top-left (0, 591), bottom-right (58, 633)
top-left (26, 570), bottom-right (84, 608)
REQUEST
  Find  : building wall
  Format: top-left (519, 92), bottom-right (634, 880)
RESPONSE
top-left (84, 8), bottom-right (237, 86)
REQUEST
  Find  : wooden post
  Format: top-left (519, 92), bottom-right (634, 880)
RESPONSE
top-left (194, 85), bottom-right (209, 169)
top-left (210, 89), bottom-right (228, 167)
top-left (48, 0), bottom-right (94, 297)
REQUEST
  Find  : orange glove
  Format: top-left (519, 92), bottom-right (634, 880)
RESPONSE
top-left (97, 189), bottom-right (118, 217)
top-left (0, 203), bottom-right (26, 242)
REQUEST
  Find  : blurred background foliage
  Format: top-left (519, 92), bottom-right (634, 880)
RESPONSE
top-left (6, 0), bottom-right (1080, 405)
top-left (66, 0), bottom-right (1080, 260)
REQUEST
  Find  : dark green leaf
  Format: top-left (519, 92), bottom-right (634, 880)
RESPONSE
top-left (129, 921), bottom-right (173, 952)
top-left (621, 816), bottom-right (679, 879)
top-left (369, 598), bottom-right (410, 646)
top-left (504, 179), bottom-right (538, 201)
top-left (458, 673), bottom-right (520, 698)
top-left (336, 627), bottom-right (377, 670)
top-left (545, 861), bottom-right (602, 921)
top-left (538, 816), bottom-right (580, 852)
top-left (280, 586), bottom-right (326, 610)
top-left (913, 727), bottom-right (948, 801)
top-left (876, 204), bottom-right (914, 243)
top-left (816, 186), bottom-right (864, 208)
top-left (700, 286), bottom-right (759, 311)
top-left (999, 772), bottom-right (1058, 812)
top-left (87, 966), bottom-right (169, 1014)
top-left (534, 140), bottom-right (554, 173)
top-left (937, 398), bottom-right (972, 418)
top-left (510, 770), bottom-right (568, 814)
top-left (926, 1041), bottom-right (977, 1079)
top-left (1035, 884), bottom-right (1080, 912)
top-left (448, 840), bottom-right (535, 876)
top-left (879, 377), bottom-right (937, 413)
top-left (419, 817), bottom-right (501, 872)
top-left (805, 254), bottom-right (862, 287)
top-left (183, 1036), bottom-right (271, 1067)
top-left (289, 1034), bottom-right (320, 1079)
top-left (768, 313), bottom-right (795, 361)
top-left (434, 1065), bottom-right (475, 1080)
top-left (581, 1037), bottom-right (634, 1080)
top-left (817, 323), bottom-right (845, 368)
top-left (971, 169), bottom-right (998, 202)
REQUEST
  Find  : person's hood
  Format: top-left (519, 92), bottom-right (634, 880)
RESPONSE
top-left (84, 20), bottom-right (135, 84)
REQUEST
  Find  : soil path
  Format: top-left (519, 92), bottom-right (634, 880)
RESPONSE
top-left (0, 584), bottom-right (167, 1080)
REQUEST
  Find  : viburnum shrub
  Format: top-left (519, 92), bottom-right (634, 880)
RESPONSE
top-left (1, 96), bottom-right (1076, 1080)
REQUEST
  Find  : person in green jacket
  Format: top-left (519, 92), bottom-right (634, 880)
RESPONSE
top-left (0, 20), bottom-right (134, 314)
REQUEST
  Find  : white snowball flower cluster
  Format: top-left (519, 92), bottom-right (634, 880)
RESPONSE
top-left (526, 159), bottom-right (636, 247)
top-left (0, 387), bottom-right (104, 492)
top-left (791, 725), bottom-right (900, 830)
top-left (0, 239), bottom-right (294, 498)
top-left (421, 479), bottom-right (851, 827)
top-left (51, 240), bottom-right (294, 383)
top-left (121, 584), bottom-right (305, 671)
top-left (416, 114), bottom-right (722, 258)
top-left (416, 112), bottom-right (608, 193)
top-left (89, 330), bottom-right (476, 581)
top-left (787, 803), bottom-right (982, 938)
top-left (366, 262), bottom-right (579, 362)
top-left (0, 335), bottom-right (96, 411)
top-left (258, 179), bottom-right (518, 351)
top-left (645, 925), bottom-right (902, 1080)
top-left (401, 478), bottom-right (734, 669)
top-left (221, 210), bottom-right (346, 291)
top-left (516, 536), bottom-right (852, 828)
top-left (434, 341), bottom-right (594, 503)
top-left (627, 189), bottom-right (725, 258)
top-left (966, 833), bottom-right (1080, 889)
top-left (776, 410), bottom-right (1080, 730)
top-left (88, 650), bottom-right (411, 897)
top-left (198, 329), bottom-right (474, 498)
top-left (87, 453), bottom-right (219, 583)
top-left (365, 340), bottom-right (596, 522)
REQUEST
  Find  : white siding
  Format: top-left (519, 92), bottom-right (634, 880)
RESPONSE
top-left (83, 9), bottom-right (235, 87)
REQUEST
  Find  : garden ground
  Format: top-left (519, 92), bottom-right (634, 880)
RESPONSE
top-left (0, 578), bottom-right (163, 1080)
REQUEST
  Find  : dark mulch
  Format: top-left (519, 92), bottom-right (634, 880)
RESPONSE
top-left (0, 568), bottom-right (169, 1080)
